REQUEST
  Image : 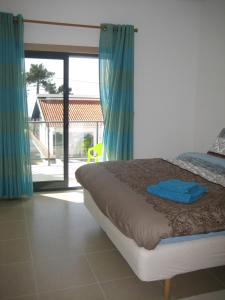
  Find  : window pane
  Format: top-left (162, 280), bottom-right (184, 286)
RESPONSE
top-left (25, 58), bottom-right (64, 183)
top-left (68, 57), bottom-right (103, 187)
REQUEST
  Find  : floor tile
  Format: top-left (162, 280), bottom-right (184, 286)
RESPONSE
top-left (0, 238), bottom-right (31, 264)
top-left (101, 277), bottom-right (163, 300)
top-left (0, 262), bottom-right (36, 299)
top-left (40, 191), bottom-right (84, 204)
top-left (172, 269), bottom-right (224, 299)
top-left (8, 295), bottom-right (38, 300)
top-left (209, 266), bottom-right (225, 286)
top-left (24, 196), bottom-right (69, 221)
top-left (0, 199), bottom-right (25, 208)
top-left (0, 221), bottom-right (27, 240)
top-left (87, 249), bottom-right (134, 282)
top-left (38, 284), bottom-right (105, 300)
top-left (29, 235), bottom-right (73, 261)
top-left (0, 206), bottom-right (25, 222)
top-left (181, 289), bottom-right (225, 300)
top-left (1, 192), bottom-right (223, 300)
top-left (25, 195), bottom-right (100, 236)
top-left (34, 255), bottom-right (96, 293)
top-left (70, 226), bottom-right (115, 253)
top-left (29, 223), bottom-right (114, 261)
top-left (26, 204), bottom-right (98, 239)
top-left (26, 193), bottom-right (114, 260)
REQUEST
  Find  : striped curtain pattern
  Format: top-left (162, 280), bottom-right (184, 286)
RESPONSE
top-left (99, 24), bottom-right (134, 161)
top-left (0, 12), bottom-right (33, 199)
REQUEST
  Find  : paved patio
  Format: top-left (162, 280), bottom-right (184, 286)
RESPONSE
top-left (31, 159), bottom-right (87, 187)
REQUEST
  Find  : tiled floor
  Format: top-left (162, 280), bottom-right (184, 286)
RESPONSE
top-left (0, 191), bottom-right (225, 300)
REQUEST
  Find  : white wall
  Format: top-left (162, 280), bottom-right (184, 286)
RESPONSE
top-left (1, 0), bottom-right (225, 158)
top-left (194, 1), bottom-right (225, 152)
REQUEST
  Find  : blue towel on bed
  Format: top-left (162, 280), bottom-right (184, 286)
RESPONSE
top-left (147, 180), bottom-right (208, 204)
top-left (157, 179), bottom-right (199, 193)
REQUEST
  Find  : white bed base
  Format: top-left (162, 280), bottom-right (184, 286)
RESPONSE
top-left (84, 189), bottom-right (225, 282)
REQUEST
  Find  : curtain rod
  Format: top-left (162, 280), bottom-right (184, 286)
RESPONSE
top-left (21, 18), bottom-right (138, 32)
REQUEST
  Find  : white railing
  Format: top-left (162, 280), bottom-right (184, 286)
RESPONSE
top-left (28, 120), bottom-right (104, 165)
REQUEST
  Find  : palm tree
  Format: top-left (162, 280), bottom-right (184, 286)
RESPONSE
top-left (26, 64), bottom-right (55, 94)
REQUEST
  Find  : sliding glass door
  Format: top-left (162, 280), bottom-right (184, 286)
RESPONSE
top-left (68, 56), bottom-right (102, 187)
top-left (25, 51), bottom-right (102, 191)
top-left (25, 52), bottom-right (68, 190)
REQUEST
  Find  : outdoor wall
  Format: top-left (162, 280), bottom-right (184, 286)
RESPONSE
top-left (1, 0), bottom-right (225, 158)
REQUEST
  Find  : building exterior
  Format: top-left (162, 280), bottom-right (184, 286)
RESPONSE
top-left (30, 95), bottom-right (103, 162)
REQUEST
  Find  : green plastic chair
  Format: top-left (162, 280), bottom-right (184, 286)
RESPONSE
top-left (87, 143), bottom-right (103, 163)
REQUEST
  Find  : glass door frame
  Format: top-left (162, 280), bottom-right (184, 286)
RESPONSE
top-left (25, 51), bottom-right (69, 191)
top-left (25, 51), bottom-right (99, 191)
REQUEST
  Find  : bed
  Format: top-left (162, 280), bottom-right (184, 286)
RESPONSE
top-left (75, 147), bottom-right (225, 300)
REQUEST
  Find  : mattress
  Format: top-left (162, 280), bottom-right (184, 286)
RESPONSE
top-left (84, 189), bottom-right (225, 281)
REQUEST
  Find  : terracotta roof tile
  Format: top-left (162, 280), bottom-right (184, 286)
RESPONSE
top-left (39, 98), bottom-right (103, 123)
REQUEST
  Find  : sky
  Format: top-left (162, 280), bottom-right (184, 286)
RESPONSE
top-left (25, 57), bottom-right (100, 117)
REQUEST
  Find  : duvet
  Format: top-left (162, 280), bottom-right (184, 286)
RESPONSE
top-left (75, 153), bottom-right (225, 250)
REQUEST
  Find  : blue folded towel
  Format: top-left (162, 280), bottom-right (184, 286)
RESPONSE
top-left (147, 180), bottom-right (208, 204)
top-left (157, 179), bottom-right (199, 194)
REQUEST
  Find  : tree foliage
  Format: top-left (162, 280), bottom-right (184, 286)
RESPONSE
top-left (26, 64), bottom-right (72, 95)
top-left (43, 82), bottom-right (57, 94)
top-left (57, 85), bottom-right (72, 94)
top-left (26, 64), bottom-right (55, 94)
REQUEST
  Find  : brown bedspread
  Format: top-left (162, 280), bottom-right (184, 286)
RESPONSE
top-left (75, 159), bottom-right (225, 250)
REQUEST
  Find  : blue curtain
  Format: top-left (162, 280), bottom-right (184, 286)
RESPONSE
top-left (99, 24), bottom-right (134, 161)
top-left (0, 12), bottom-right (33, 199)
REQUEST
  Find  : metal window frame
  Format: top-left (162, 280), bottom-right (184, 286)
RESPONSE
top-left (25, 50), bottom-right (98, 191)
